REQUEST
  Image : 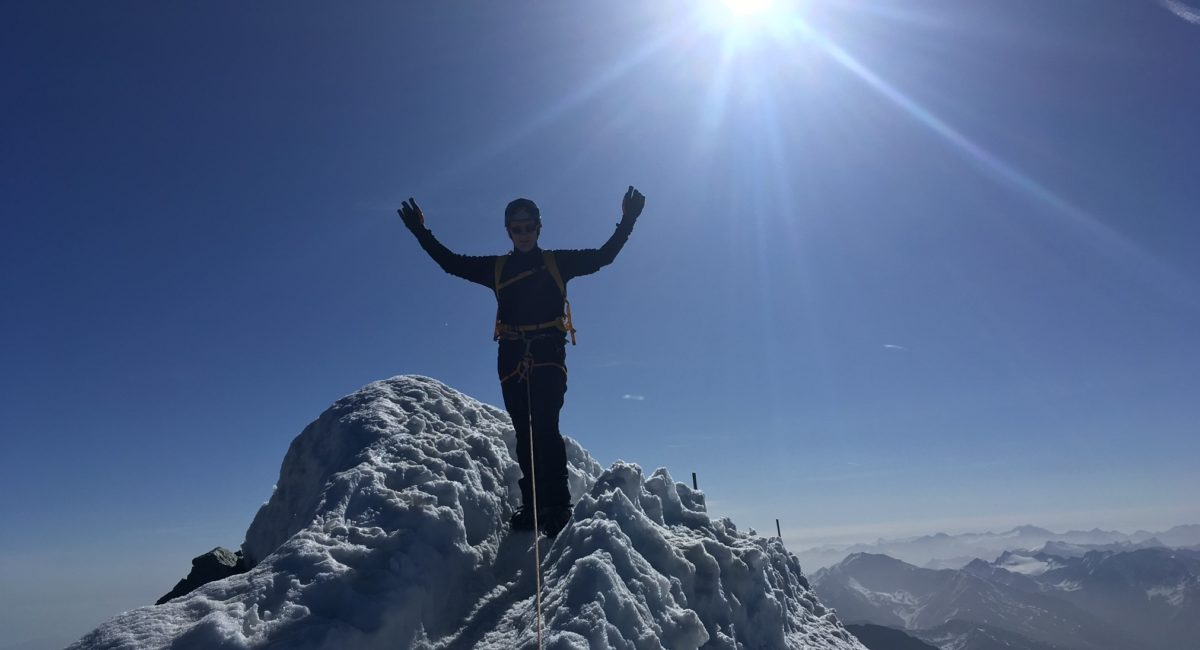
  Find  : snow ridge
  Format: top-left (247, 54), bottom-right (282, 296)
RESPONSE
top-left (70, 376), bottom-right (863, 650)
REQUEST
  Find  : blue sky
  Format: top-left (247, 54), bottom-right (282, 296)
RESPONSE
top-left (3, 1), bottom-right (1199, 646)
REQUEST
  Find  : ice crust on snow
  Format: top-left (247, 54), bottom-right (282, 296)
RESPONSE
top-left (70, 376), bottom-right (864, 650)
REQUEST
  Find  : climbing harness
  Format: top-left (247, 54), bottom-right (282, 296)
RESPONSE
top-left (498, 337), bottom-right (567, 385)
top-left (492, 251), bottom-right (577, 345)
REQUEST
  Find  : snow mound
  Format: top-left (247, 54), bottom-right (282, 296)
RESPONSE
top-left (70, 375), bottom-right (865, 650)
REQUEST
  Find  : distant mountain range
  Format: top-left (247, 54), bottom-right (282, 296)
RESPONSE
top-left (844, 623), bottom-right (938, 650)
top-left (962, 547), bottom-right (1200, 649)
top-left (811, 545), bottom-right (1200, 650)
top-left (811, 553), bottom-right (1132, 650)
top-left (796, 524), bottom-right (1200, 571)
top-left (911, 620), bottom-right (1065, 650)
top-left (845, 620), bottom-right (1063, 650)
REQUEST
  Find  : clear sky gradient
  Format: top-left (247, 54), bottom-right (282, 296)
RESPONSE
top-left (3, 1), bottom-right (1199, 647)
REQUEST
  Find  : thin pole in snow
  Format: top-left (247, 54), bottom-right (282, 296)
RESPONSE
top-left (776, 518), bottom-right (782, 543)
top-left (692, 472), bottom-right (698, 490)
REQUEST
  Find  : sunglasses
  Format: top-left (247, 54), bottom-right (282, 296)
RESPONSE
top-left (508, 224), bottom-right (539, 235)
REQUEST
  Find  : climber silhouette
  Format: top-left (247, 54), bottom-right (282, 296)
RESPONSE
top-left (399, 187), bottom-right (645, 537)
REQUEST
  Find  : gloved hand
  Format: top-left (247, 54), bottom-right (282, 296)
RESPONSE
top-left (620, 186), bottom-right (645, 226)
top-left (398, 198), bottom-right (425, 231)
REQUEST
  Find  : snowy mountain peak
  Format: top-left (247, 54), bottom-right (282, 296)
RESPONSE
top-left (70, 375), bottom-right (864, 649)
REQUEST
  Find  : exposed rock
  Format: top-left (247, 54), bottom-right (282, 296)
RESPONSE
top-left (155, 547), bottom-right (247, 605)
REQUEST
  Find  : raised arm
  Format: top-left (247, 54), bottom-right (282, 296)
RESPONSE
top-left (399, 198), bottom-right (494, 288)
top-left (555, 186), bottom-right (645, 280)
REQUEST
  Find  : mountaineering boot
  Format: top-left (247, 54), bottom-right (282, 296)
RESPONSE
top-left (539, 504), bottom-right (573, 538)
top-left (509, 505), bottom-right (536, 532)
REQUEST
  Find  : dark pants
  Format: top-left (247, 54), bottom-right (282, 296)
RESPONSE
top-left (498, 336), bottom-right (570, 510)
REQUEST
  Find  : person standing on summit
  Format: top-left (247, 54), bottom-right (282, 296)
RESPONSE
top-left (398, 187), bottom-right (645, 537)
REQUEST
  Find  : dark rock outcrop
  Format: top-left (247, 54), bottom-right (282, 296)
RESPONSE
top-left (156, 547), bottom-right (247, 605)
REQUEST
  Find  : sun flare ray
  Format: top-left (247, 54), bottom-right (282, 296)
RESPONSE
top-left (795, 25), bottom-right (1198, 311)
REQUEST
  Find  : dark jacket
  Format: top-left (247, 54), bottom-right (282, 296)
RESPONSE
top-left (410, 221), bottom-right (634, 328)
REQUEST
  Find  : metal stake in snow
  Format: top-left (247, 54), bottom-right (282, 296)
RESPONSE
top-left (776, 518), bottom-right (782, 544)
top-left (692, 472), bottom-right (698, 490)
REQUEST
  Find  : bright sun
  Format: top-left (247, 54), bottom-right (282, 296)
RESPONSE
top-left (703, 0), bottom-right (798, 39)
top-left (698, 0), bottom-right (804, 51)
top-left (720, 0), bottom-right (777, 17)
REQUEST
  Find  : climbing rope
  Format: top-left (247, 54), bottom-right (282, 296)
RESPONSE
top-left (500, 334), bottom-right (571, 649)
top-left (510, 340), bottom-right (544, 649)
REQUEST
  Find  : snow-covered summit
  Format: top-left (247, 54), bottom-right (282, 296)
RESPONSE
top-left (70, 375), bottom-right (864, 649)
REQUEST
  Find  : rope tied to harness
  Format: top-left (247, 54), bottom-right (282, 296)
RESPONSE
top-left (499, 335), bottom-right (568, 385)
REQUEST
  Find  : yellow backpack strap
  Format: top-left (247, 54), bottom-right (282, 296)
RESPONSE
top-left (543, 251), bottom-right (577, 345)
top-left (495, 268), bottom-right (541, 293)
top-left (492, 255), bottom-right (506, 340)
top-left (542, 251), bottom-right (566, 297)
top-left (493, 255), bottom-right (507, 300)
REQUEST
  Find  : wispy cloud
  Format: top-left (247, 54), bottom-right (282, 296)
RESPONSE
top-left (622, 394), bottom-right (646, 401)
top-left (1160, 0), bottom-right (1200, 24)
top-left (883, 344), bottom-right (909, 351)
